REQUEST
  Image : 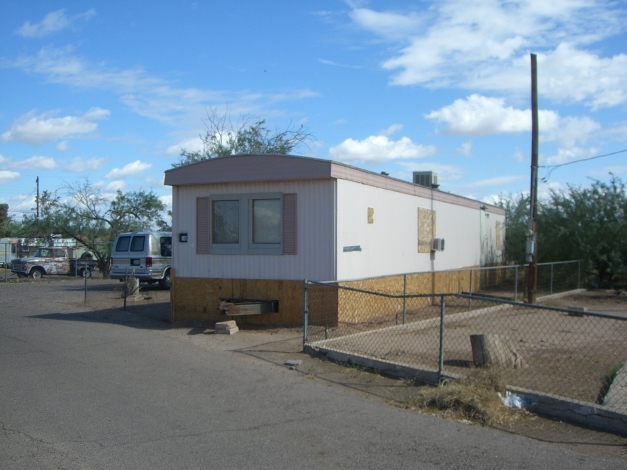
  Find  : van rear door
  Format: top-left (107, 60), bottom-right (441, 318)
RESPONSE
top-left (111, 234), bottom-right (149, 274)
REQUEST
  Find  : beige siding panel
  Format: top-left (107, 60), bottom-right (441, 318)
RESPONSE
top-left (196, 197), bottom-right (209, 254)
top-left (172, 179), bottom-right (335, 281)
top-left (282, 193), bottom-right (297, 255)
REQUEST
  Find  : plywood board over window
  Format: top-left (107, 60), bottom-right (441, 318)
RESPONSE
top-left (367, 207), bottom-right (374, 224)
top-left (496, 221), bottom-right (502, 252)
top-left (418, 207), bottom-right (436, 253)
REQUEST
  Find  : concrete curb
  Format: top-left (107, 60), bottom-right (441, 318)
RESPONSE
top-left (304, 342), bottom-right (627, 437)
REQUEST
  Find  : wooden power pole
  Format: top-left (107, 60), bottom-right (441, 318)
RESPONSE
top-left (527, 54), bottom-right (539, 303)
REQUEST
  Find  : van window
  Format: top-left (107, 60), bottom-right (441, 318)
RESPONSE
top-left (130, 236), bottom-right (145, 252)
top-left (116, 236), bottom-right (131, 252)
top-left (160, 237), bottom-right (172, 257)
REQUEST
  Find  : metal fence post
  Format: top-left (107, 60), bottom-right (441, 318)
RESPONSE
top-left (550, 263), bottom-right (554, 295)
top-left (578, 260), bottom-right (581, 289)
top-left (123, 267), bottom-right (128, 311)
top-left (402, 274), bottom-right (407, 325)
top-left (438, 295), bottom-right (446, 383)
top-left (514, 266), bottom-right (519, 302)
top-left (83, 262), bottom-right (87, 302)
top-left (303, 279), bottom-right (309, 347)
top-left (468, 269), bottom-right (473, 311)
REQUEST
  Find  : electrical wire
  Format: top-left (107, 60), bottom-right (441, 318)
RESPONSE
top-left (540, 149), bottom-right (627, 182)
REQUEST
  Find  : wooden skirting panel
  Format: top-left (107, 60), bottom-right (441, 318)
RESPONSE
top-left (170, 270), bottom-right (304, 326)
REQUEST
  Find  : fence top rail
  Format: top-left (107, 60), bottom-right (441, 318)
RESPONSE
top-left (307, 280), bottom-right (449, 299)
top-left (309, 260), bottom-right (581, 285)
top-left (453, 293), bottom-right (627, 322)
top-left (305, 281), bottom-right (626, 322)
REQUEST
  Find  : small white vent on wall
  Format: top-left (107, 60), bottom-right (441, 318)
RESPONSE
top-left (413, 171), bottom-right (438, 188)
top-left (431, 238), bottom-right (445, 252)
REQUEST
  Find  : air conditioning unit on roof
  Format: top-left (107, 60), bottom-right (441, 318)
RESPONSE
top-left (413, 171), bottom-right (438, 188)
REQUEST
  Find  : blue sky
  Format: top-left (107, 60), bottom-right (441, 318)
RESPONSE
top-left (1, 0), bottom-right (626, 222)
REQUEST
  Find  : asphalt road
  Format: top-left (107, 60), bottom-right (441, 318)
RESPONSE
top-left (1, 279), bottom-right (626, 469)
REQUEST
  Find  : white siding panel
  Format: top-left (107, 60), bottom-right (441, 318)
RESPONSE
top-left (336, 180), bottom-right (504, 279)
top-left (172, 179), bottom-right (335, 281)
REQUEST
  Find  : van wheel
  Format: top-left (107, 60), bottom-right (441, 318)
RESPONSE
top-left (159, 271), bottom-right (171, 290)
top-left (30, 269), bottom-right (44, 280)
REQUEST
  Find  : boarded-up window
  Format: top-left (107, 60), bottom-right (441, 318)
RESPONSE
top-left (418, 208), bottom-right (436, 253)
top-left (496, 221), bottom-right (502, 251)
top-left (282, 193), bottom-right (297, 255)
top-left (196, 197), bottom-right (209, 254)
top-left (367, 207), bottom-right (374, 224)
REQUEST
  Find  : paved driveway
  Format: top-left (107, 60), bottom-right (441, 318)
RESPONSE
top-left (1, 279), bottom-right (625, 469)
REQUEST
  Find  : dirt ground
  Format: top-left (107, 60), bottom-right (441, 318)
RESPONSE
top-left (2, 272), bottom-right (626, 459)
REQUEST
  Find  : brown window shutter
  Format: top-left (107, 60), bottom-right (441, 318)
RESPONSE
top-left (196, 197), bottom-right (209, 254)
top-left (282, 193), bottom-right (297, 255)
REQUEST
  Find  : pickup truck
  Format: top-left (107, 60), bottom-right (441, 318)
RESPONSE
top-left (11, 247), bottom-right (98, 279)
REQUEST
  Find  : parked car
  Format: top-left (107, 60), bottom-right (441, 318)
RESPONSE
top-left (11, 247), bottom-right (97, 279)
top-left (109, 231), bottom-right (172, 289)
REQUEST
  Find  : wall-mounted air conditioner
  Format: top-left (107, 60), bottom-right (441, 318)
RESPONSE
top-left (431, 238), bottom-right (445, 252)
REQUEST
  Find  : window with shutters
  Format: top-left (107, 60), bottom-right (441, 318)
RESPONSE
top-left (196, 193), bottom-right (296, 255)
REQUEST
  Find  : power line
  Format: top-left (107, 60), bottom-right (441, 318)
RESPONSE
top-left (541, 149), bottom-right (627, 181)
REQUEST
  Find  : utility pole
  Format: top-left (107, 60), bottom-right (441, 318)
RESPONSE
top-left (36, 176), bottom-right (40, 219)
top-left (527, 54), bottom-right (539, 303)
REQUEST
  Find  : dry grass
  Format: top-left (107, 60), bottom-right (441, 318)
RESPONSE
top-left (404, 370), bottom-right (525, 425)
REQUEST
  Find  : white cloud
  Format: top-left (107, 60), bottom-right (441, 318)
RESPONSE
top-left (543, 146), bottom-right (599, 166)
top-left (105, 181), bottom-right (126, 192)
top-left (591, 165), bottom-right (627, 177)
top-left (16, 9), bottom-right (96, 38)
top-left (425, 94), bottom-right (559, 136)
top-left (318, 59), bottom-right (359, 68)
top-left (1, 155), bottom-right (57, 170)
top-left (472, 44), bottom-right (627, 109)
top-left (542, 116), bottom-right (600, 148)
top-left (0, 171), bottom-right (20, 184)
top-left (457, 142), bottom-right (472, 157)
top-left (165, 137), bottom-right (204, 156)
top-left (379, 124), bottom-right (403, 137)
top-left (329, 135), bottom-right (436, 163)
top-left (6, 47), bottom-right (316, 126)
top-left (1, 108), bottom-right (109, 145)
top-left (56, 140), bottom-right (69, 151)
top-left (65, 157), bottom-right (108, 172)
top-left (160, 194), bottom-right (173, 212)
top-left (511, 151), bottom-right (525, 162)
top-left (105, 160), bottom-right (152, 179)
top-left (349, 8), bottom-right (424, 40)
top-left (351, 1), bottom-right (627, 108)
top-left (464, 175), bottom-right (527, 189)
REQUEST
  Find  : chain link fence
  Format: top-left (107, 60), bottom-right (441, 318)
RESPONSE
top-left (303, 277), bottom-right (627, 419)
top-left (475, 260), bottom-right (582, 301)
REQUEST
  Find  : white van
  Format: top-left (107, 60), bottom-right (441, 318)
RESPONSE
top-left (110, 231), bottom-right (172, 289)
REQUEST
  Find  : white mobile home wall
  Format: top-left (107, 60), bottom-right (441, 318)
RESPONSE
top-left (335, 179), bottom-right (505, 279)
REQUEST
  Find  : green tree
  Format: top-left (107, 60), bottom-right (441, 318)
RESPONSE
top-left (0, 203), bottom-right (12, 237)
top-left (538, 175), bottom-right (627, 287)
top-left (499, 194), bottom-right (530, 265)
top-left (174, 108), bottom-right (313, 167)
top-left (20, 181), bottom-right (168, 278)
